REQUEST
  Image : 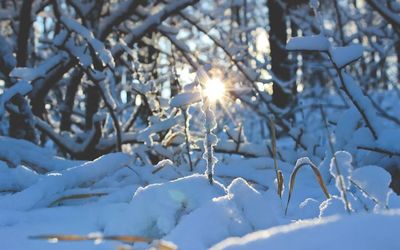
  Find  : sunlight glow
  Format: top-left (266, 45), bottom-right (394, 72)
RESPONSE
top-left (255, 28), bottom-right (269, 54)
top-left (204, 78), bottom-right (225, 102)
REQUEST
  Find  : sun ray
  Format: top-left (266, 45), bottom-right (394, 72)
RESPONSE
top-left (203, 78), bottom-right (226, 102)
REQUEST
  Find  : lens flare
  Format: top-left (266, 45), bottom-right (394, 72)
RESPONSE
top-left (204, 78), bottom-right (225, 102)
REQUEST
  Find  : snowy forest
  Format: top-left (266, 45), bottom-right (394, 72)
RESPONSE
top-left (0, 0), bottom-right (400, 249)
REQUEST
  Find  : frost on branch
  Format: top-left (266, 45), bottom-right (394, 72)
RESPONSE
top-left (202, 105), bottom-right (219, 184)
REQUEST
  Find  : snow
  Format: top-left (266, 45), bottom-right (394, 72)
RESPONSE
top-left (0, 35), bottom-right (16, 71)
top-left (286, 35), bottom-right (330, 51)
top-left (330, 151), bottom-right (353, 188)
top-left (10, 53), bottom-right (67, 81)
top-left (351, 165), bottom-right (391, 207)
top-left (1, 1), bottom-right (399, 249)
top-left (0, 153), bottom-right (131, 210)
top-left (136, 114), bottom-right (183, 146)
top-left (0, 139), bottom-right (398, 250)
top-left (0, 137), bottom-right (80, 171)
top-left (0, 163), bottom-right (39, 192)
top-left (170, 91), bottom-right (202, 108)
top-left (0, 80), bottom-right (32, 116)
top-left (105, 174), bottom-right (226, 237)
top-left (330, 44), bottom-right (363, 68)
top-left (341, 72), bottom-right (382, 138)
top-left (165, 178), bottom-right (280, 250)
top-left (212, 210), bottom-right (400, 250)
top-left (60, 16), bottom-right (115, 68)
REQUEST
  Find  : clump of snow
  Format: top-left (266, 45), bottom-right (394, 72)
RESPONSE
top-left (351, 165), bottom-right (391, 207)
top-left (170, 91), bottom-right (201, 108)
top-left (330, 44), bottom-right (363, 68)
top-left (330, 151), bottom-right (353, 188)
top-left (286, 35), bottom-right (330, 51)
top-left (376, 129), bottom-right (400, 152)
top-left (104, 174), bottom-right (226, 238)
top-left (0, 81), bottom-right (32, 116)
top-left (164, 178), bottom-right (281, 250)
top-left (319, 196), bottom-right (347, 217)
top-left (0, 163), bottom-right (39, 192)
top-left (298, 198), bottom-right (320, 219)
top-left (309, 0), bottom-right (320, 9)
top-left (227, 178), bottom-right (280, 230)
top-left (334, 107), bottom-right (361, 149)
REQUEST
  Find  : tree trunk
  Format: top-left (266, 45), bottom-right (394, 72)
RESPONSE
top-left (267, 0), bottom-right (292, 108)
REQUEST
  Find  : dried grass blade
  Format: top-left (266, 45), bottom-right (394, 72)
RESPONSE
top-left (285, 159), bottom-right (330, 215)
top-left (48, 192), bottom-right (108, 207)
top-left (268, 117), bottom-right (283, 198)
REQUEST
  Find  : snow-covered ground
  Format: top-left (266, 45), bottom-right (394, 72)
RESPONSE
top-left (213, 210), bottom-right (400, 250)
top-left (0, 137), bottom-right (399, 250)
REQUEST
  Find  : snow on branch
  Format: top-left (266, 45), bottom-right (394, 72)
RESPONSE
top-left (0, 153), bottom-right (131, 210)
top-left (0, 35), bottom-right (16, 76)
top-left (98, 0), bottom-right (144, 40)
top-left (170, 92), bottom-right (202, 108)
top-left (286, 34), bottom-right (330, 51)
top-left (9, 53), bottom-right (68, 82)
top-left (113, 0), bottom-right (199, 57)
top-left (0, 80), bottom-right (32, 117)
top-left (340, 72), bottom-right (382, 138)
top-left (0, 136), bottom-right (80, 172)
top-left (366, 0), bottom-right (400, 29)
top-left (60, 16), bottom-right (115, 68)
top-left (286, 33), bottom-right (381, 139)
top-left (330, 44), bottom-right (364, 69)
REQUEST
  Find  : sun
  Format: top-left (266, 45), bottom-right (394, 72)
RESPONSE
top-left (204, 78), bottom-right (225, 102)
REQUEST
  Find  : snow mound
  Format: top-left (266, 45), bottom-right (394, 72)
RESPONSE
top-left (104, 174), bottom-right (226, 238)
top-left (212, 210), bottom-right (400, 250)
top-left (164, 178), bottom-right (280, 250)
top-left (351, 165), bottom-right (391, 206)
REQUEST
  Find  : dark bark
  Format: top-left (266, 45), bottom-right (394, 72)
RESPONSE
top-left (60, 69), bottom-right (83, 131)
top-left (16, 0), bottom-right (34, 67)
top-left (30, 60), bottom-right (75, 119)
top-left (8, 95), bottom-right (37, 142)
top-left (0, 7), bottom-right (37, 142)
top-left (267, 0), bottom-right (292, 108)
top-left (84, 85), bottom-right (101, 131)
top-left (396, 40), bottom-right (400, 83)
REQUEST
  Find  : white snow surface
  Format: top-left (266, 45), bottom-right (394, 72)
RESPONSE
top-left (351, 165), bottom-right (391, 206)
top-left (212, 210), bottom-right (400, 250)
top-left (0, 137), bottom-right (398, 250)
